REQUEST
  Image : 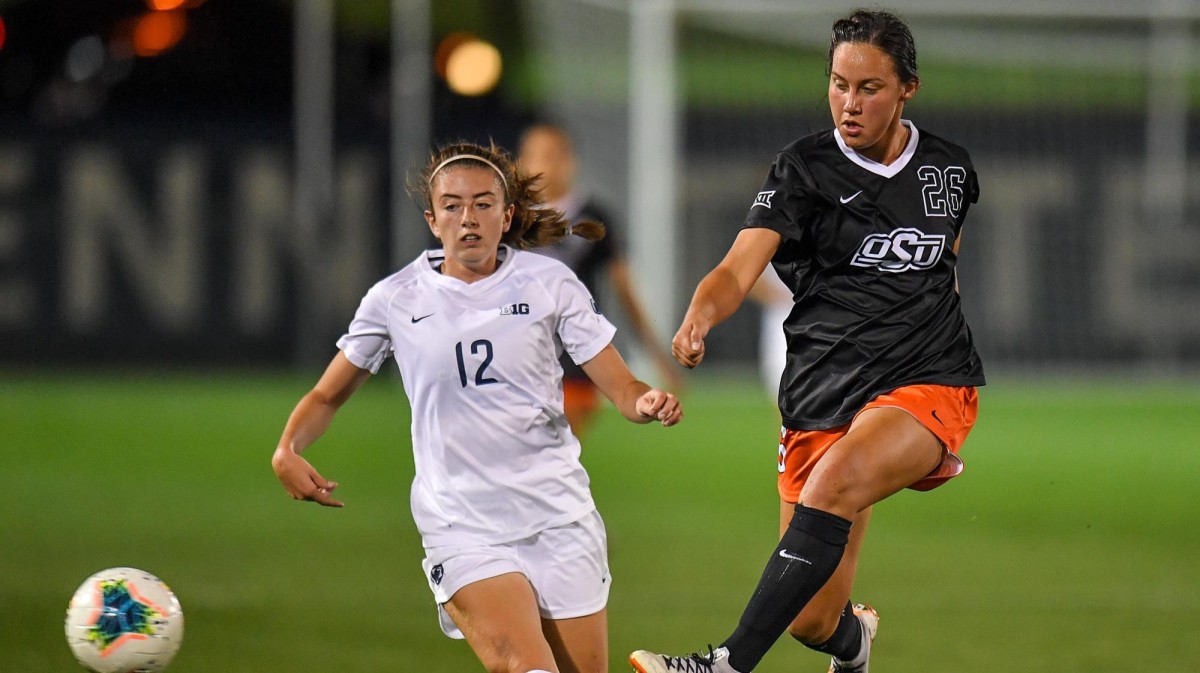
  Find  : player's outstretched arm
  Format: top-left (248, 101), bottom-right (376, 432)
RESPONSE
top-left (673, 228), bottom-right (782, 368)
top-left (272, 352), bottom-right (372, 507)
top-left (581, 344), bottom-right (682, 426)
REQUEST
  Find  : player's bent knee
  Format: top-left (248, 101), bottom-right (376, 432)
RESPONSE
top-left (798, 476), bottom-right (861, 518)
top-left (473, 642), bottom-right (526, 673)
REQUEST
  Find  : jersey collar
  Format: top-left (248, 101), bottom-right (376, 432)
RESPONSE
top-left (422, 245), bottom-right (516, 290)
top-left (833, 119), bottom-right (919, 179)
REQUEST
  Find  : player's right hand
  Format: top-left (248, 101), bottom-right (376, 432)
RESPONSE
top-left (271, 447), bottom-right (345, 508)
top-left (671, 318), bottom-right (708, 368)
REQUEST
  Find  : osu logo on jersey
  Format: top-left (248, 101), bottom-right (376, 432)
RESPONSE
top-left (850, 228), bottom-right (946, 273)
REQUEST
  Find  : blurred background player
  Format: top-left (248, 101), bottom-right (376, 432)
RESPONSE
top-left (272, 141), bottom-right (683, 673)
top-left (748, 268), bottom-right (792, 406)
top-left (519, 123), bottom-right (683, 437)
top-left (631, 9), bottom-right (984, 673)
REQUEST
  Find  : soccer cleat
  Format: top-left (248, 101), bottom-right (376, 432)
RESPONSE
top-left (828, 604), bottom-right (879, 673)
top-left (629, 645), bottom-right (736, 673)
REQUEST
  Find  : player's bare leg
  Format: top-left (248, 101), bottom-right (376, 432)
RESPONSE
top-left (802, 406), bottom-right (943, 520)
top-left (444, 572), bottom-right (559, 673)
top-left (542, 610), bottom-right (608, 673)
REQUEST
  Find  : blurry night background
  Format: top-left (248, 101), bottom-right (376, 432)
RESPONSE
top-left (2, 0), bottom-right (1199, 373)
top-left (1, 2), bottom-right (1198, 672)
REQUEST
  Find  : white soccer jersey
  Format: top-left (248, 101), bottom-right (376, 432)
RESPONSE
top-left (336, 246), bottom-right (617, 548)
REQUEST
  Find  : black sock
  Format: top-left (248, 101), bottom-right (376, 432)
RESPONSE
top-left (807, 601), bottom-right (862, 662)
top-left (721, 505), bottom-right (852, 672)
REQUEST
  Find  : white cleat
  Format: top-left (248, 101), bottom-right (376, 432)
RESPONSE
top-left (630, 645), bottom-right (736, 673)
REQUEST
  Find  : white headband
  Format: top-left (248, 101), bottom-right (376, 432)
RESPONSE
top-left (428, 154), bottom-right (508, 192)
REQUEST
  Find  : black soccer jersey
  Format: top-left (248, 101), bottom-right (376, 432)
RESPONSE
top-left (533, 196), bottom-right (619, 381)
top-left (744, 121), bottom-right (985, 430)
top-left (536, 198), bottom-right (618, 294)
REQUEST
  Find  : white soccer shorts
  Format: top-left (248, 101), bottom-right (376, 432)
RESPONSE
top-left (421, 509), bottom-right (611, 639)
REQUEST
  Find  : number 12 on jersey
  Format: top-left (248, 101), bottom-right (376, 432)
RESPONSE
top-left (455, 339), bottom-right (498, 387)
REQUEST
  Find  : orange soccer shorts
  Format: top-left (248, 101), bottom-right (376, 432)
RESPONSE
top-left (776, 384), bottom-right (979, 502)
top-left (562, 376), bottom-right (600, 421)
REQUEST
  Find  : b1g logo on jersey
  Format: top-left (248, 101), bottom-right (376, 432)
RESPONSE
top-left (850, 228), bottom-right (946, 273)
top-left (499, 303), bottom-right (530, 315)
top-left (917, 165), bottom-right (967, 218)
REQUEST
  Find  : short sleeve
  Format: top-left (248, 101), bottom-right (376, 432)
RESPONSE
top-left (555, 273), bottom-right (617, 366)
top-left (335, 282), bottom-right (394, 374)
top-left (955, 167), bottom-right (980, 234)
top-left (742, 152), bottom-right (824, 242)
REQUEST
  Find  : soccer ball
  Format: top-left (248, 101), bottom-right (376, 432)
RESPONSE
top-left (65, 567), bottom-right (185, 673)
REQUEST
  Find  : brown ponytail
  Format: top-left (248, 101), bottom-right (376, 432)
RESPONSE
top-left (411, 140), bottom-right (605, 249)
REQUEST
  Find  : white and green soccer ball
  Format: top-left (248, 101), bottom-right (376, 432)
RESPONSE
top-left (65, 567), bottom-right (184, 673)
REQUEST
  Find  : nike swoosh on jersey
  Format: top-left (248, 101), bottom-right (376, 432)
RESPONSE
top-left (839, 190), bottom-right (863, 204)
top-left (778, 549), bottom-right (812, 564)
top-left (411, 313), bottom-right (435, 323)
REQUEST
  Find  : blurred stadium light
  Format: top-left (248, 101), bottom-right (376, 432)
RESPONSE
top-left (147, 0), bottom-right (189, 10)
top-left (442, 36), bottom-right (502, 96)
top-left (131, 9), bottom-right (187, 57)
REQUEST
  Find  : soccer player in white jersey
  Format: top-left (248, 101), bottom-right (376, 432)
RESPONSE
top-left (272, 141), bottom-right (683, 673)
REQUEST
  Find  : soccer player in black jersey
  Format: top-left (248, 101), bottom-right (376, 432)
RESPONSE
top-left (630, 9), bottom-right (984, 673)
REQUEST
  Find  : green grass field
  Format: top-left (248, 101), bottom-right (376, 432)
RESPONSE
top-left (2, 371), bottom-right (1198, 672)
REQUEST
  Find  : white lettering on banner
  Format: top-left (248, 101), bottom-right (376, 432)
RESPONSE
top-left (971, 160), bottom-right (1073, 347)
top-left (230, 149), bottom-right (292, 336)
top-left (1100, 164), bottom-right (1200, 354)
top-left (327, 153), bottom-right (378, 326)
top-left (231, 149), bottom-right (375, 336)
top-left (62, 145), bottom-right (205, 333)
top-left (0, 147), bottom-right (35, 326)
top-left (34, 143), bottom-right (380, 338)
top-left (0, 141), bottom-right (1193, 364)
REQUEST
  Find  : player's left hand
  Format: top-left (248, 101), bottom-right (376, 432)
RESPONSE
top-left (272, 447), bottom-right (345, 507)
top-left (635, 388), bottom-right (683, 427)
